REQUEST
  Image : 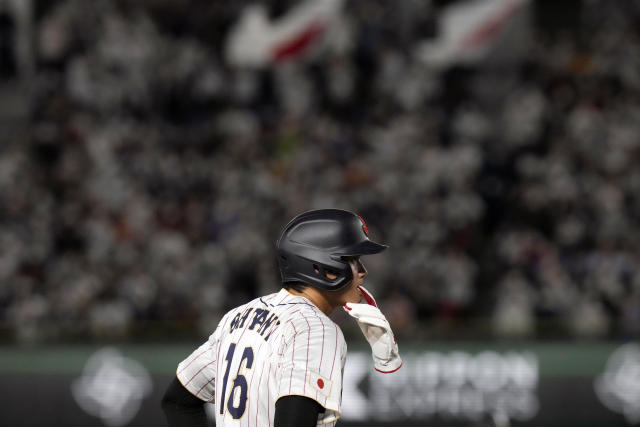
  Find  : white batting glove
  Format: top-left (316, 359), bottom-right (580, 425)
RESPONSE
top-left (344, 286), bottom-right (402, 373)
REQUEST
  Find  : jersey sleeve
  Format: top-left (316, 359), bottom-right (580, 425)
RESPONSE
top-left (276, 312), bottom-right (347, 425)
top-left (176, 313), bottom-right (228, 402)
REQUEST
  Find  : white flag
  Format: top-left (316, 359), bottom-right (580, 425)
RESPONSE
top-left (416, 0), bottom-right (532, 69)
top-left (225, 0), bottom-right (344, 68)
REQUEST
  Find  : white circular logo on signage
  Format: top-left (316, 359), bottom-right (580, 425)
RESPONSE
top-left (72, 347), bottom-right (152, 427)
top-left (595, 343), bottom-right (640, 424)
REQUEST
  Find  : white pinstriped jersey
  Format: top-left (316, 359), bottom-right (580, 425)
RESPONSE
top-left (176, 288), bottom-right (347, 426)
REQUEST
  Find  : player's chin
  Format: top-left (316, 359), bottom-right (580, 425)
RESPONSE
top-left (343, 287), bottom-right (363, 304)
top-left (344, 295), bottom-right (361, 305)
top-left (337, 281), bottom-right (361, 304)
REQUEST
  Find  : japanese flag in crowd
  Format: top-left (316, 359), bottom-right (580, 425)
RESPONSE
top-left (225, 0), bottom-right (345, 68)
top-left (416, 0), bottom-right (532, 69)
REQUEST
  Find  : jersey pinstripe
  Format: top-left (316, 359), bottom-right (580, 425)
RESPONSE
top-left (176, 288), bottom-right (347, 426)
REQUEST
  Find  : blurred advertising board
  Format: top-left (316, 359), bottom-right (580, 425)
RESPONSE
top-left (0, 342), bottom-right (636, 427)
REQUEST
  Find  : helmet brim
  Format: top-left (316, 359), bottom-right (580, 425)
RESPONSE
top-left (333, 239), bottom-right (388, 257)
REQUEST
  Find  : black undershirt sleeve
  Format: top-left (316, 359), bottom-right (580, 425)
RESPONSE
top-left (161, 376), bottom-right (208, 427)
top-left (274, 395), bottom-right (323, 427)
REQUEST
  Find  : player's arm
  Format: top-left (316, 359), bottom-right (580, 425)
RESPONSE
top-left (161, 376), bottom-right (208, 427)
top-left (277, 315), bottom-right (345, 425)
top-left (274, 395), bottom-right (323, 427)
top-left (163, 315), bottom-right (227, 426)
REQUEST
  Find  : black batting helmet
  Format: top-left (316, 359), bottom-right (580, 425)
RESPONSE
top-left (276, 209), bottom-right (388, 291)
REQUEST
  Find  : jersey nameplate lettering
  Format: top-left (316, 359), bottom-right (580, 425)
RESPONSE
top-left (229, 307), bottom-right (281, 341)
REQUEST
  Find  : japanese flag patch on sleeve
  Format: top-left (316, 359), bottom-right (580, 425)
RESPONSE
top-left (308, 371), bottom-right (333, 398)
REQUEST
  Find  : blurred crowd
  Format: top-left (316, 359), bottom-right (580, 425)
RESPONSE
top-left (1, 0), bottom-right (640, 343)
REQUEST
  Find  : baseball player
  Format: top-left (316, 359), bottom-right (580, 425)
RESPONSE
top-left (161, 209), bottom-right (402, 427)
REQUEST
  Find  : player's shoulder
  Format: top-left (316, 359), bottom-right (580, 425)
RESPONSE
top-left (285, 304), bottom-right (344, 341)
top-left (289, 305), bottom-right (334, 330)
top-left (283, 310), bottom-right (346, 357)
top-left (226, 288), bottom-right (345, 341)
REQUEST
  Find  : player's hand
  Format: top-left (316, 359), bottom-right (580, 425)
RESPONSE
top-left (344, 286), bottom-right (402, 373)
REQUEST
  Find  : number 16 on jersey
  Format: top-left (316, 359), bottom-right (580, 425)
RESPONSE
top-left (219, 343), bottom-right (255, 419)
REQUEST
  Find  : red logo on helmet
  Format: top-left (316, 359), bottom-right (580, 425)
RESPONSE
top-left (358, 216), bottom-right (369, 236)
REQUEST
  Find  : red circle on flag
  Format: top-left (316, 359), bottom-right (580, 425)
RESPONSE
top-left (317, 379), bottom-right (325, 389)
